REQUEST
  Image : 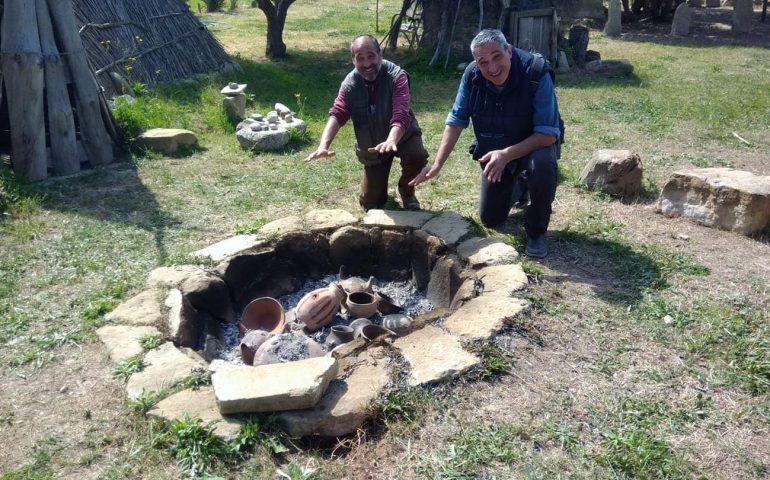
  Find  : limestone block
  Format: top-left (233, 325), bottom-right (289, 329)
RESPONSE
top-left (732, 0), bottom-right (753, 33)
top-left (443, 296), bottom-right (529, 339)
top-left (193, 234), bottom-right (264, 262)
top-left (136, 128), bottom-right (197, 154)
top-left (372, 229), bottom-right (413, 280)
top-left (212, 357), bottom-right (338, 414)
top-left (363, 209), bottom-right (435, 229)
top-left (329, 226), bottom-right (373, 277)
top-left (236, 127), bottom-right (290, 151)
top-left (585, 59), bottom-right (634, 77)
top-left (96, 325), bottom-right (161, 362)
top-left (223, 94), bottom-right (246, 121)
top-left (278, 347), bottom-right (391, 437)
top-left (671, 3), bottom-right (692, 36)
top-left (146, 265), bottom-right (202, 290)
top-left (477, 263), bottom-right (529, 296)
top-left (422, 211), bottom-right (472, 246)
top-left (165, 289), bottom-right (203, 348)
top-left (147, 387), bottom-right (243, 441)
top-left (214, 249), bottom-right (297, 311)
top-left (258, 216), bottom-right (304, 238)
top-left (393, 325), bottom-right (480, 386)
top-left (274, 230), bottom-right (331, 279)
top-left (604, 0), bottom-right (622, 37)
top-left (426, 255), bottom-right (464, 309)
top-left (304, 209), bottom-right (358, 231)
top-left (457, 237), bottom-right (519, 268)
top-left (105, 289), bottom-right (165, 327)
top-left (579, 149), bottom-right (643, 197)
top-left (411, 229), bottom-right (447, 291)
top-left (126, 343), bottom-right (207, 399)
top-left (657, 168), bottom-right (770, 235)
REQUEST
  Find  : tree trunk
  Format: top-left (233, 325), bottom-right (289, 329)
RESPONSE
top-left (257, 0), bottom-right (296, 59)
top-left (47, 0), bottom-right (113, 166)
top-left (387, 0), bottom-right (413, 51)
top-left (1, 0), bottom-right (47, 181)
top-left (36, 0), bottom-right (80, 176)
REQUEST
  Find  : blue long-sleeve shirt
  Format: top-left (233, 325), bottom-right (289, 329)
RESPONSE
top-left (445, 64), bottom-right (561, 140)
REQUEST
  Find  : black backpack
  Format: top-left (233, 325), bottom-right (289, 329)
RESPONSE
top-left (528, 54), bottom-right (565, 159)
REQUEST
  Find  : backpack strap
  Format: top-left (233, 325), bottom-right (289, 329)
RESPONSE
top-left (528, 54), bottom-right (554, 97)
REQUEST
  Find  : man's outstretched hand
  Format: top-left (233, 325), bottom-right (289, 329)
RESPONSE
top-left (409, 164), bottom-right (442, 187)
top-left (367, 139), bottom-right (398, 154)
top-left (305, 148), bottom-right (336, 162)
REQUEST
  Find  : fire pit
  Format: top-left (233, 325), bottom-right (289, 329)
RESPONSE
top-left (97, 209), bottom-right (530, 438)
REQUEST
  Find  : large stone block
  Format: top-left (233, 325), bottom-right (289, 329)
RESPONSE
top-left (105, 289), bottom-right (165, 327)
top-left (393, 325), bottom-right (480, 386)
top-left (443, 296), bottom-right (529, 339)
top-left (212, 357), bottom-right (338, 414)
top-left (657, 168), bottom-right (770, 235)
top-left (278, 348), bottom-right (391, 437)
top-left (136, 128), bottom-right (197, 154)
top-left (579, 149), bottom-right (643, 197)
top-left (147, 387), bottom-right (243, 441)
top-left (328, 226), bottom-right (373, 277)
top-left (126, 343), bottom-right (207, 399)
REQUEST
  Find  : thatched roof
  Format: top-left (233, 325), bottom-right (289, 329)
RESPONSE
top-left (73, 0), bottom-right (234, 96)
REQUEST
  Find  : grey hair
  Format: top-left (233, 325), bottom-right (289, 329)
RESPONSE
top-left (350, 34), bottom-right (381, 55)
top-left (470, 29), bottom-right (508, 54)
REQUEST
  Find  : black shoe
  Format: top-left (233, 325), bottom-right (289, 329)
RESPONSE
top-left (525, 235), bottom-right (548, 258)
top-left (402, 196), bottom-right (421, 210)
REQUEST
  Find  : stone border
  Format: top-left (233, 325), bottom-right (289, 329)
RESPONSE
top-left (97, 209), bottom-right (531, 438)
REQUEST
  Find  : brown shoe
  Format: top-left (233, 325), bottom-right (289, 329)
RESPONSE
top-left (402, 196), bottom-right (421, 210)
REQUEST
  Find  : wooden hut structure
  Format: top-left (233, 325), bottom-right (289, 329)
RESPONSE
top-left (0, 0), bottom-right (232, 182)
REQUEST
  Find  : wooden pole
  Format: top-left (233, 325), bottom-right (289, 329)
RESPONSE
top-left (36, 0), bottom-right (80, 176)
top-left (46, 0), bottom-right (114, 166)
top-left (1, 0), bottom-right (48, 181)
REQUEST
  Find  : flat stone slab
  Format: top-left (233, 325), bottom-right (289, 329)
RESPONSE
top-left (96, 325), bottom-right (161, 362)
top-left (363, 209), bottom-right (435, 229)
top-left (393, 325), bottom-right (480, 386)
top-left (477, 264), bottom-right (528, 296)
top-left (212, 357), bottom-right (338, 414)
top-left (126, 343), bottom-right (207, 399)
top-left (193, 234), bottom-right (263, 262)
top-left (443, 296), bottom-right (529, 339)
top-left (258, 216), bottom-right (304, 238)
top-left (105, 289), bottom-right (164, 327)
top-left (457, 237), bottom-right (519, 268)
top-left (136, 128), bottom-right (197, 154)
top-left (422, 211), bottom-right (472, 246)
top-left (304, 209), bottom-right (358, 231)
top-left (146, 265), bottom-right (201, 290)
top-left (278, 347), bottom-right (391, 437)
top-left (147, 387), bottom-right (243, 441)
top-left (657, 168), bottom-right (770, 235)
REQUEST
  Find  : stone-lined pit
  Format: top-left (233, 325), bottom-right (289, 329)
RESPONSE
top-left (97, 209), bottom-right (530, 439)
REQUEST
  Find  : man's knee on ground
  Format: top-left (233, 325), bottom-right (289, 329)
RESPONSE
top-left (479, 208), bottom-right (507, 228)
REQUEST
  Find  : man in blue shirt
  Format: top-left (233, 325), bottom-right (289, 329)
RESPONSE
top-left (410, 29), bottom-right (560, 257)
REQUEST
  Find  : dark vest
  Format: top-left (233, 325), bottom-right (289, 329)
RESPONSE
top-left (467, 48), bottom-right (536, 160)
top-left (341, 59), bottom-right (420, 165)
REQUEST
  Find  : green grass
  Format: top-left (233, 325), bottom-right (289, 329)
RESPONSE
top-left (112, 357), bottom-right (145, 383)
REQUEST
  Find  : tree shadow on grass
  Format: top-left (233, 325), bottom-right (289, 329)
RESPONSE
top-left (495, 211), bottom-right (687, 306)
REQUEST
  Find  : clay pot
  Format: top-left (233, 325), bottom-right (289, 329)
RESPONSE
top-left (294, 283), bottom-right (346, 331)
top-left (240, 297), bottom-right (285, 334)
top-left (252, 333), bottom-right (325, 366)
top-left (344, 291), bottom-right (379, 319)
top-left (381, 314), bottom-right (413, 333)
top-left (338, 265), bottom-right (375, 295)
top-left (349, 318), bottom-right (373, 338)
top-left (325, 325), bottom-right (354, 348)
top-left (239, 330), bottom-right (272, 365)
top-left (359, 324), bottom-right (397, 342)
top-left (375, 291), bottom-right (404, 315)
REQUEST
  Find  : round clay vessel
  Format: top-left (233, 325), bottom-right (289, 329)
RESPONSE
top-left (241, 297), bottom-right (285, 334)
top-left (295, 283), bottom-right (346, 331)
top-left (345, 291), bottom-right (379, 319)
top-left (349, 317), bottom-right (373, 338)
top-left (325, 325), bottom-right (354, 348)
top-left (337, 266), bottom-right (375, 294)
top-left (381, 314), bottom-right (413, 333)
top-left (239, 330), bottom-right (272, 365)
top-left (252, 333), bottom-right (325, 366)
top-left (375, 291), bottom-right (404, 315)
top-left (360, 324), bottom-right (396, 342)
